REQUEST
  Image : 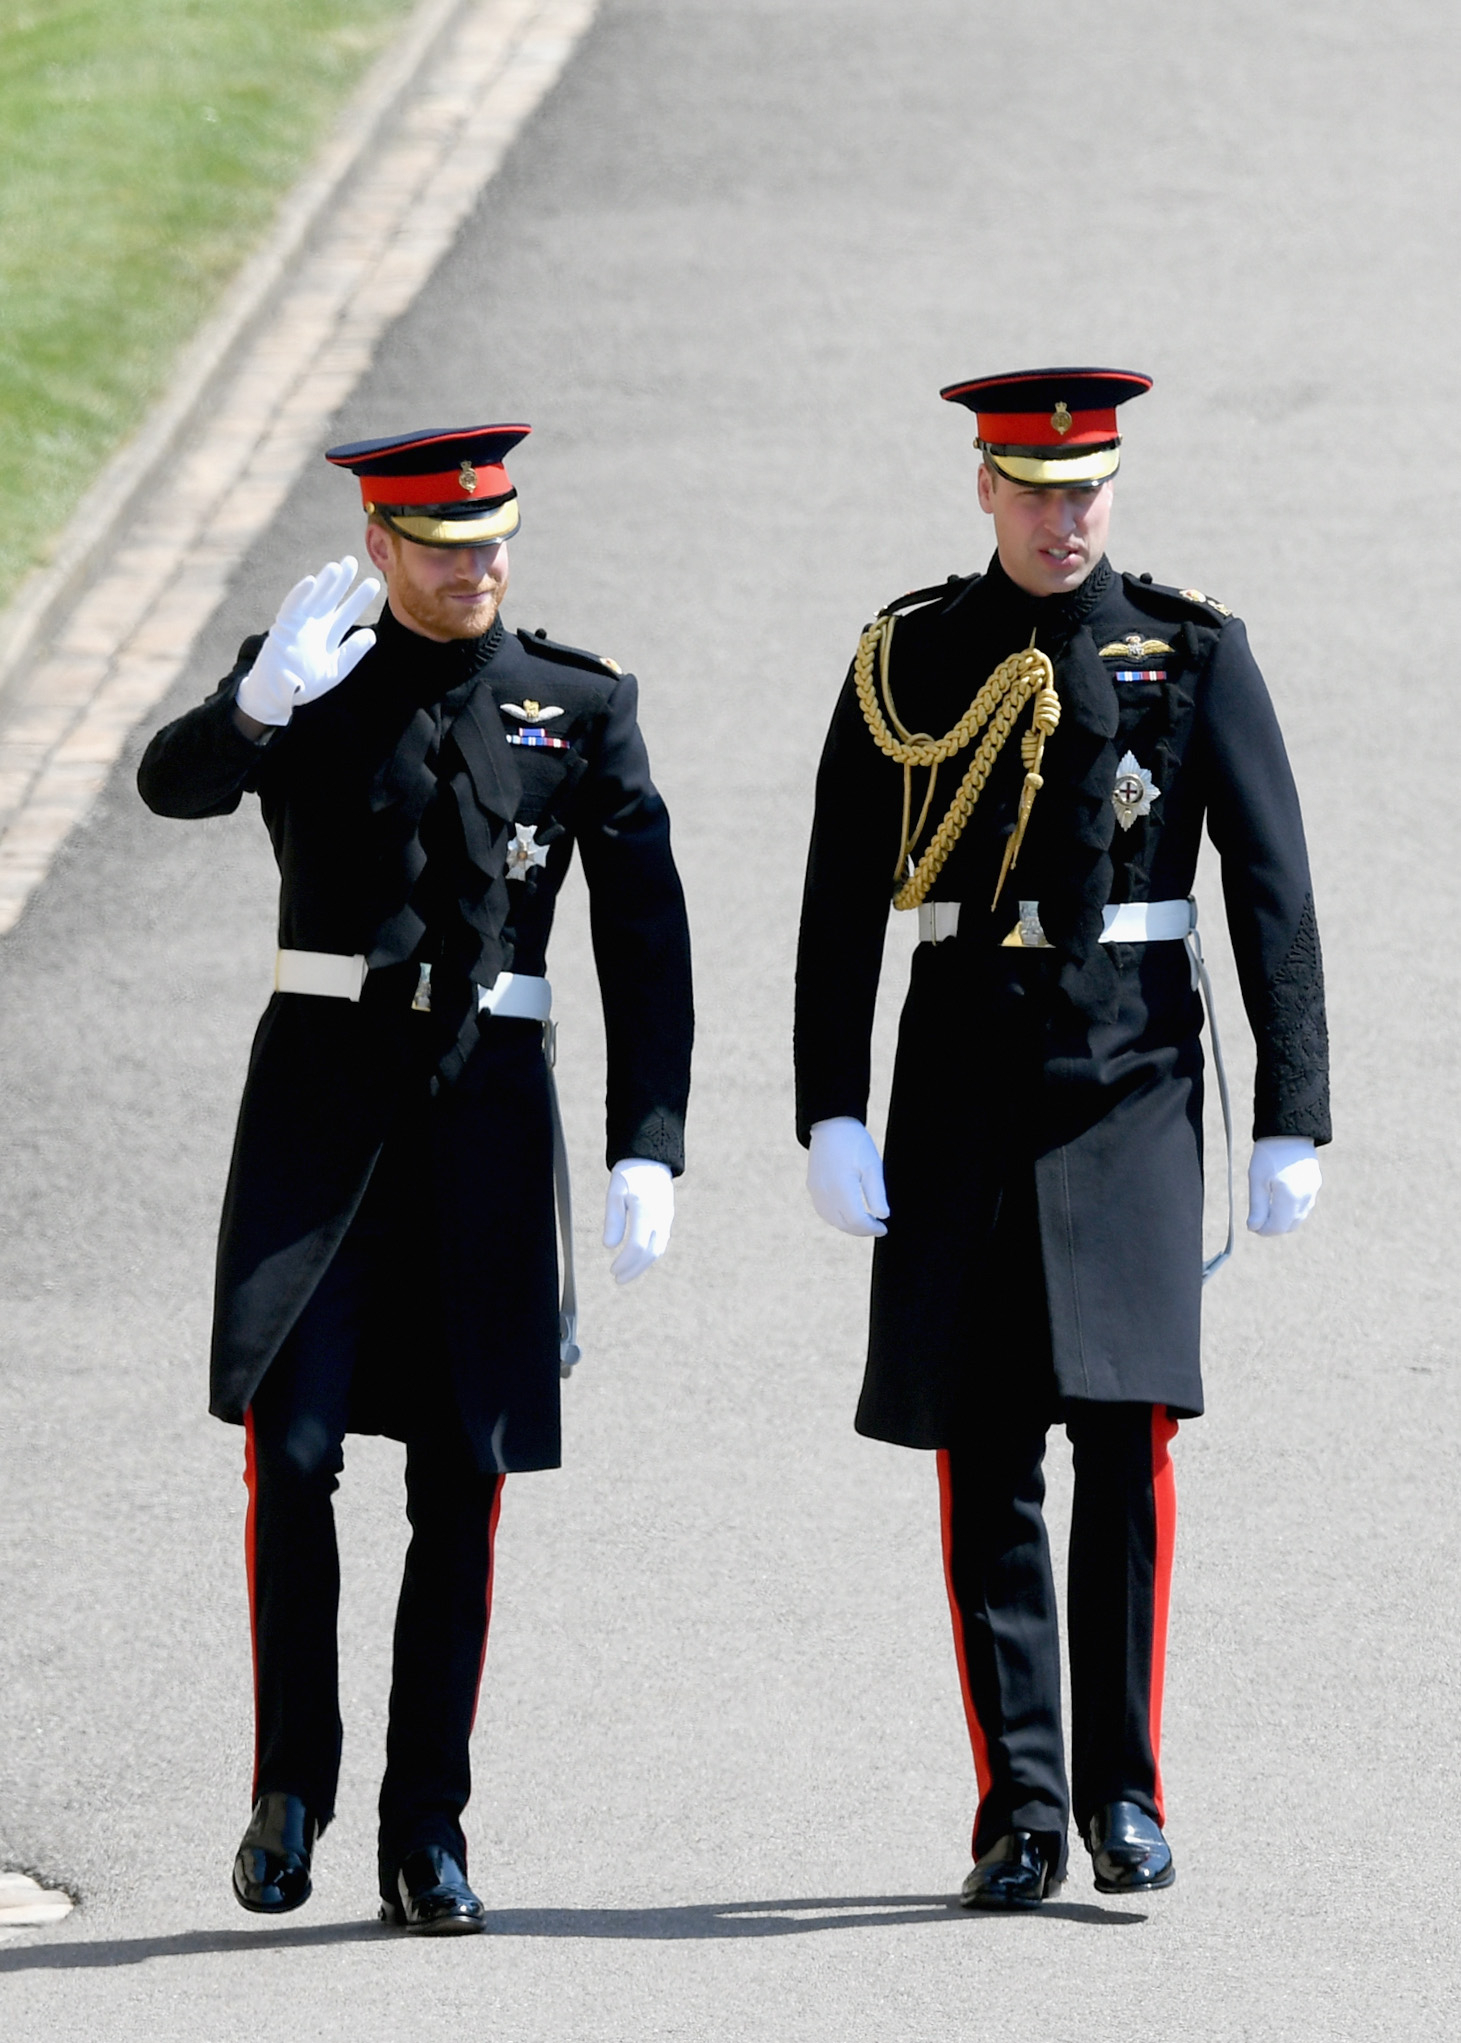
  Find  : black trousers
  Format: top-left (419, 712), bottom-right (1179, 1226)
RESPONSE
top-left (938, 1391), bottom-right (1178, 1879)
top-left (242, 1120), bottom-right (503, 1894)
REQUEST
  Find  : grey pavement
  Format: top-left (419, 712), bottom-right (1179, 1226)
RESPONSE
top-left (1, 1), bottom-right (1459, 2036)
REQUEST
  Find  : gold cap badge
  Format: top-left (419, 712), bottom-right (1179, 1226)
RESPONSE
top-left (1051, 401), bottom-right (1073, 436)
top-left (459, 460), bottom-right (479, 495)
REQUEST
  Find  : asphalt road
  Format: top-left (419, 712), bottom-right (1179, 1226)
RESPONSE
top-left (2, 1), bottom-right (1459, 2035)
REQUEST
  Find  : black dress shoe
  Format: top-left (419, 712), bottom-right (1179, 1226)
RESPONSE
top-left (380, 1847), bottom-right (486, 1935)
top-left (959, 1831), bottom-right (1062, 1910)
top-left (1086, 1801), bottom-right (1175, 1893)
top-left (232, 1792), bottom-right (318, 1914)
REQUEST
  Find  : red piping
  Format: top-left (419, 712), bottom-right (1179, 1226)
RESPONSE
top-left (243, 1410), bottom-right (261, 1799)
top-left (468, 1478), bottom-right (505, 1734)
top-left (937, 1450), bottom-right (993, 1853)
top-left (1148, 1408), bottom-right (1179, 1825)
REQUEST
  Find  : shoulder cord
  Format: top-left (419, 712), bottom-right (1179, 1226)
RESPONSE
top-left (853, 614), bottom-right (1061, 912)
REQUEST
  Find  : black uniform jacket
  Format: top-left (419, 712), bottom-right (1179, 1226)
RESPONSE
top-left (138, 603), bottom-right (693, 1472)
top-left (795, 555), bottom-right (1329, 1444)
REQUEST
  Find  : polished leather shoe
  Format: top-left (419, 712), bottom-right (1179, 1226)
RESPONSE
top-left (232, 1792), bottom-right (318, 1914)
top-left (959, 1830), bottom-right (1062, 1910)
top-left (1087, 1801), bottom-right (1175, 1892)
top-left (380, 1847), bottom-right (487, 1935)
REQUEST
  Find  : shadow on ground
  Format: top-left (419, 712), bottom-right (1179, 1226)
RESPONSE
top-left (0, 1892), bottom-right (1144, 1966)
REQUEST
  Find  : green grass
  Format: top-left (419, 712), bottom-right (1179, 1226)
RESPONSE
top-left (0, 0), bottom-right (418, 608)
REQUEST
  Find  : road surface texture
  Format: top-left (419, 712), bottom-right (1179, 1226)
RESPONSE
top-left (1, 1), bottom-right (1457, 2036)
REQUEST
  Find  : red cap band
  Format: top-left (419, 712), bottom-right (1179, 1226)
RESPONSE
top-left (359, 463), bottom-right (512, 507)
top-left (976, 408), bottom-right (1119, 448)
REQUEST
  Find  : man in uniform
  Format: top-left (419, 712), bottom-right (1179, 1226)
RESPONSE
top-left (794, 370), bottom-right (1328, 1906)
top-left (139, 425), bottom-right (692, 1933)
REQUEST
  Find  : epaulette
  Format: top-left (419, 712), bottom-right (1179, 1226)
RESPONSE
top-left (1122, 571), bottom-right (1235, 622)
top-left (878, 571), bottom-right (981, 619)
top-left (518, 625), bottom-right (622, 676)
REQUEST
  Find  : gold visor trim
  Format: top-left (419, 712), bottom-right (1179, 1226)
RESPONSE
top-left (983, 446), bottom-right (1122, 486)
top-left (380, 497), bottom-right (521, 547)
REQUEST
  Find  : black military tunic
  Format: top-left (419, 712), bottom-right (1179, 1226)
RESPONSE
top-left (139, 602), bottom-right (694, 1473)
top-left (795, 554), bottom-right (1329, 1442)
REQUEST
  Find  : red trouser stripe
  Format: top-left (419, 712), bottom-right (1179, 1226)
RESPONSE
top-left (242, 1409), bottom-right (262, 1799)
top-left (936, 1449), bottom-right (992, 1848)
top-left (469, 1477), bottom-right (506, 1734)
top-left (1148, 1407), bottom-right (1179, 1826)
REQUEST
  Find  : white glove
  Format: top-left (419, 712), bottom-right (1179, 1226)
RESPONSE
top-left (603, 1159), bottom-right (674, 1284)
top-left (236, 557), bottom-right (380, 726)
top-left (807, 1117), bottom-right (889, 1237)
top-left (1247, 1135), bottom-right (1322, 1236)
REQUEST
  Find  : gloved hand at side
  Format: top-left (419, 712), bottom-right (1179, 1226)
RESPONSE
top-left (807, 1117), bottom-right (889, 1237)
top-left (603, 1159), bottom-right (674, 1283)
top-left (1246, 1135), bottom-right (1322, 1236)
top-left (236, 557), bottom-right (380, 728)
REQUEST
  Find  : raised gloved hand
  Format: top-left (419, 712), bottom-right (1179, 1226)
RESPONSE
top-left (1247, 1135), bottom-right (1322, 1236)
top-left (235, 557), bottom-right (380, 726)
top-left (807, 1117), bottom-right (889, 1237)
top-left (603, 1159), bottom-right (674, 1284)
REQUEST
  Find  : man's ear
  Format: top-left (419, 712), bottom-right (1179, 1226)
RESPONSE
top-left (363, 521), bottom-right (393, 576)
top-left (976, 462), bottom-right (997, 514)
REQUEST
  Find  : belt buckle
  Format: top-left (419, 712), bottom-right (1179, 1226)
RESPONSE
top-left (1017, 901), bottom-right (1050, 948)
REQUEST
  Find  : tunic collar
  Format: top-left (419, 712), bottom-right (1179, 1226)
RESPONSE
top-left (373, 599), bottom-right (506, 707)
top-left (974, 551), bottom-right (1114, 649)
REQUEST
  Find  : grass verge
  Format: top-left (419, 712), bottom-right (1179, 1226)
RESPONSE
top-left (0, 0), bottom-right (419, 610)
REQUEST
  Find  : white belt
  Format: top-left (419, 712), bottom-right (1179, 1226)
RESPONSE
top-left (477, 970), bottom-right (552, 1021)
top-left (915, 898), bottom-right (1196, 947)
top-left (275, 948), bottom-right (368, 999)
top-left (273, 949), bottom-right (551, 1020)
top-left (912, 896), bottom-right (1235, 1286)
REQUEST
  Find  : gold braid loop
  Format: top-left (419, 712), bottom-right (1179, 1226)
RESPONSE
top-left (852, 613), bottom-right (1059, 912)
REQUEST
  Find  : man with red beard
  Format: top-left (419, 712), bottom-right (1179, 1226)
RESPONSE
top-left (140, 426), bottom-right (692, 1932)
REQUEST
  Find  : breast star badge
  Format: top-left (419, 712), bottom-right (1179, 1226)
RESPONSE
top-left (506, 823), bottom-right (551, 880)
top-left (1112, 751), bottom-right (1160, 831)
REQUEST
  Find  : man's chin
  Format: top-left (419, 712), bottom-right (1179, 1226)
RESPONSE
top-left (1033, 556), bottom-right (1091, 595)
top-left (429, 598), bottom-right (500, 639)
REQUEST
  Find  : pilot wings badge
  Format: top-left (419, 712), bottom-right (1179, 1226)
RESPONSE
top-left (1112, 751), bottom-right (1160, 831)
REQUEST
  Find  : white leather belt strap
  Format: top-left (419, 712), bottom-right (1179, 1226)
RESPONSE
top-left (915, 898), bottom-right (1197, 946)
top-left (1102, 898), bottom-right (1195, 943)
top-left (275, 949), bottom-right (367, 1000)
top-left (274, 952), bottom-right (554, 1021)
top-left (917, 901), bottom-right (964, 945)
top-left (477, 970), bottom-right (553, 1021)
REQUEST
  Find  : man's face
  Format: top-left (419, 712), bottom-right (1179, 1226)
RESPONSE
top-left (364, 522), bottom-right (510, 641)
top-left (976, 463), bottom-right (1113, 598)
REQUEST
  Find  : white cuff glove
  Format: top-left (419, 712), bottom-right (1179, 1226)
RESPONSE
top-left (603, 1159), bottom-right (674, 1284)
top-left (236, 557), bottom-right (380, 726)
top-left (807, 1117), bottom-right (889, 1237)
top-left (1247, 1135), bottom-right (1322, 1236)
